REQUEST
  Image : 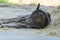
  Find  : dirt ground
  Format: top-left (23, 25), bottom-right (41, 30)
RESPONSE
top-left (0, 4), bottom-right (60, 37)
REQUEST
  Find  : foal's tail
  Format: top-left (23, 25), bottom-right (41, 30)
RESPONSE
top-left (36, 3), bottom-right (40, 10)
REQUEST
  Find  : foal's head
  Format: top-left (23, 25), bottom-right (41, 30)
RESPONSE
top-left (30, 3), bottom-right (46, 24)
top-left (26, 3), bottom-right (51, 29)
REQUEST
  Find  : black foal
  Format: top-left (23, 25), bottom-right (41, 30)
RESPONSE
top-left (27, 3), bottom-right (51, 29)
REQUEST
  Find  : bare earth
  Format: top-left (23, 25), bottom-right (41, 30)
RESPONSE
top-left (0, 4), bottom-right (60, 38)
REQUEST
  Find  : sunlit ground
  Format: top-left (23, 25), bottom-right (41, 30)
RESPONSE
top-left (8, 0), bottom-right (60, 6)
top-left (0, 4), bottom-right (59, 37)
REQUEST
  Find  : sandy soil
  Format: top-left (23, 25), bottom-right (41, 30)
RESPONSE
top-left (0, 4), bottom-right (60, 37)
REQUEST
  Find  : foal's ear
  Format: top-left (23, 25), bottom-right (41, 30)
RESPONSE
top-left (36, 3), bottom-right (40, 10)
